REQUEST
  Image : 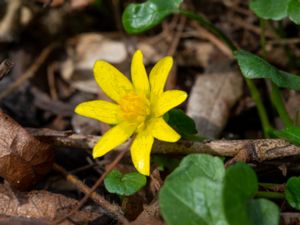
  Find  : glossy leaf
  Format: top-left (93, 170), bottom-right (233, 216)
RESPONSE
top-left (223, 163), bottom-right (258, 225)
top-left (273, 126), bottom-right (300, 146)
top-left (122, 0), bottom-right (183, 33)
top-left (285, 177), bottom-right (300, 210)
top-left (235, 50), bottom-right (300, 91)
top-left (250, 0), bottom-right (288, 20)
top-left (159, 154), bottom-right (228, 225)
top-left (104, 169), bottom-right (146, 196)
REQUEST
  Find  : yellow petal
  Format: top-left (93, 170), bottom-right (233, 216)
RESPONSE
top-left (149, 56), bottom-right (173, 97)
top-left (152, 90), bottom-right (188, 117)
top-left (130, 130), bottom-right (154, 176)
top-left (93, 122), bottom-right (137, 158)
top-left (75, 100), bottom-right (121, 124)
top-left (94, 61), bottom-right (133, 103)
top-left (150, 117), bottom-right (180, 142)
top-left (131, 50), bottom-right (150, 96)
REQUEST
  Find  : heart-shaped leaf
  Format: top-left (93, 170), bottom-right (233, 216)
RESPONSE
top-left (122, 0), bottom-right (183, 33)
top-left (247, 199), bottom-right (280, 225)
top-left (104, 169), bottom-right (146, 196)
top-left (285, 177), bottom-right (300, 210)
top-left (249, 0), bottom-right (300, 25)
top-left (159, 154), bottom-right (228, 225)
top-left (223, 163), bottom-right (258, 225)
top-left (235, 50), bottom-right (300, 91)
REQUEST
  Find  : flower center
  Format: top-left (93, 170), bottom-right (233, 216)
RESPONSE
top-left (119, 92), bottom-right (150, 123)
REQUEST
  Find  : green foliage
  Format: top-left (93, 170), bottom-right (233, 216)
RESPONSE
top-left (247, 199), bottom-right (280, 225)
top-left (250, 0), bottom-right (288, 20)
top-left (288, 0), bottom-right (300, 24)
top-left (122, 0), bottom-right (183, 33)
top-left (273, 126), bottom-right (300, 145)
top-left (223, 163), bottom-right (258, 225)
top-left (104, 169), bottom-right (146, 196)
top-left (164, 109), bottom-right (198, 139)
top-left (250, 0), bottom-right (300, 24)
top-left (285, 177), bottom-right (300, 210)
top-left (159, 154), bottom-right (228, 225)
top-left (235, 50), bottom-right (300, 91)
top-left (159, 154), bottom-right (280, 225)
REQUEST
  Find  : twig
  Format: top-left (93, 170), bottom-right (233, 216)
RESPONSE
top-left (0, 59), bottom-right (14, 81)
top-left (28, 128), bottom-right (300, 162)
top-left (0, 44), bottom-right (56, 101)
top-left (190, 21), bottom-right (233, 58)
top-left (53, 163), bottom-right (122, 216)
top-left (54, 149), bottom-right (130, 225)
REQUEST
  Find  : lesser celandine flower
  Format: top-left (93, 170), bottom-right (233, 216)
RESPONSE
top-left (75, 50), bottom-right (187, 175)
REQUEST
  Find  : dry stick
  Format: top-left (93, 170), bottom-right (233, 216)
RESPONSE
top-left (54, 149), bottom-right (130, 225)
top-left (53, 164), bottom-right (122, 216)
top-left (190, 21), bottom-right (233, 58)
top-left (28, 128), bottom-right (300, 163)
top-left (0, 44), bottom-right (56, 101)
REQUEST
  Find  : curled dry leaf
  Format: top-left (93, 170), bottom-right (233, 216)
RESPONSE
top-left (187, 70), bottom-right (243, 138)
top-left (0, 112), bottom-right (53, 190)
top-left (0, 184), bottom-right (102, 224)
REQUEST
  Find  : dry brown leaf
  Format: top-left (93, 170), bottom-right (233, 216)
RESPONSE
top-left (187, 70), bottom-right (243, 138)
top-left (0, 112), bottom-right (53, 190)
top-left (131, 199), bottom-right (165, 225)
top-left (0, 184), bottom-right (101, 224)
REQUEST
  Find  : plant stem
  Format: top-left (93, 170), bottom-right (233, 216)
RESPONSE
top-left (246, 79), bottom-right (272, 136)
top-left (255, 191), bottom-right (285, 200)
top-left (179, 10), bottom-right (272, 136)
top-left (259, 19), bottom-right (293, 127)
top-left (271, 83), bottom-right (293, 127)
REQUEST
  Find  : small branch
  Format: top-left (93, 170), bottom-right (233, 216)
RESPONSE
top-left (53, 163), bottom-right (121, 213)
top-left (28, 128), bottom-right (300, 162)
top-left (54, 149), bottom-right (130, 225)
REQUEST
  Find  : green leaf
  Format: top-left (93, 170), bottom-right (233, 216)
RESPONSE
top-left (159, 154), bottom-right (229, 225)
top-left (104, 169), bottom-right (146, 196)
top-left (288, 0), bottom-right (300, 24)
top-left (164, 109), bottom-right (198, 138)
top-left (273, 126), bottom-right (300, 145)
top-left (223, 163), bottom-right (258, 225)
top-left (250, 0), bottom-right (289, 20)
top-left (235, 50), bottom-right (300, 91)
top-left (247, 199), bottom-right (280, 225)
top-left (122, 0), bottom-right (183, 33)
top-left (285, 177), bottom-right (300, 209)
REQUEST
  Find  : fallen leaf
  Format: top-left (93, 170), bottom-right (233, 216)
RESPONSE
top-left (187, 69), bottom-right (243, 138)
top-left (0, 184), bottom-right (102, 224)
top-left (0, 112), bottom-right (53, 190)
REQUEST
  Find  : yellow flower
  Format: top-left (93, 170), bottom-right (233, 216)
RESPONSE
top-left (75, 50), bottom-right (188, 175)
